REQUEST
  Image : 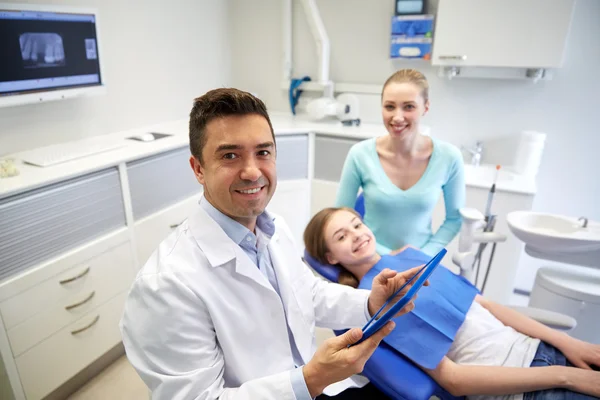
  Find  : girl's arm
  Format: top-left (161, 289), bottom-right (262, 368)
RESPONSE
top-left (425, 356), bottom-right (600, 397)
top-left (475, 295), bottom-right (600, 370)
top-left (475, 295), bottom-right (566, 349)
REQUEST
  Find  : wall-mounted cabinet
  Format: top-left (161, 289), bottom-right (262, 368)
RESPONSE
top-left (432, 0), bottom-right (575, 69)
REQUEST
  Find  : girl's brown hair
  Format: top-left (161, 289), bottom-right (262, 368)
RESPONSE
top-left (303, 207), bottom-right (361, 288)
top-left (382, 68), bottom-right (429, 102)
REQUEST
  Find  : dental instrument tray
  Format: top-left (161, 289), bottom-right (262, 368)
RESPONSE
top-left (357, 248), bottom-right (447, 343)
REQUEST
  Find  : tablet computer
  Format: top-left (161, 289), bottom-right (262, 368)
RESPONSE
top-left (357, 248), bottom-right (447, 344)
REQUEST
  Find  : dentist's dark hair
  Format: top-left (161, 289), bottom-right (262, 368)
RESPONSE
top-left (304, 207), bottom-right (360, 288)
top-left (189, 88), bottom-right (275, 164)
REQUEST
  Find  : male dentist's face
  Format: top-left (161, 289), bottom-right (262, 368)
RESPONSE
top-left (191, 114), bottom-right (277, 231)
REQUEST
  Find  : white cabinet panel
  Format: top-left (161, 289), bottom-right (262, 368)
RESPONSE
top-left (127, 147), bottom-right (200, 221)
top-left (276, 134), bottom-right (309, 180)
top-left (267, 180), bottom-right (311, 254)
top-left (311, 180), bottom-right (340, 218)
top-left (432, 0), bottom-right (575, 68)
top-left (134, 194), bottom-right (202, 267)
top-left (0, 168), bottom-right (126, 282)
top-left (314, 136), bottom-right (362, 182)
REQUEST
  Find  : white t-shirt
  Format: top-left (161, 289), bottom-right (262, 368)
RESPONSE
top-left (446, 300), bottom-right (541, 400)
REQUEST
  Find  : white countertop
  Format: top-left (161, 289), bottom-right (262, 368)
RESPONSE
top-left (0, 113), bottom-right (536, 198)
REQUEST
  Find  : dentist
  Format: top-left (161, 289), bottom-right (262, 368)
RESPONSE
top-left (120, 88), bottom-right (423, 400)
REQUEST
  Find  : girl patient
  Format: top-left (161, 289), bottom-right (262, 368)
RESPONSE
top-left (304, 207), bottom-right (600, 400)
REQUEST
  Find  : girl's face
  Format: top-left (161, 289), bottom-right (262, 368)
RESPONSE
top-left (323, 210), bottom-right (377, 266)
top-left (381, 82), bottom-right (429, 139)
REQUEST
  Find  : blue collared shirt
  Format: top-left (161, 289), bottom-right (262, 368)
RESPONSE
top-left (200, 197), bottom-right (312, 400)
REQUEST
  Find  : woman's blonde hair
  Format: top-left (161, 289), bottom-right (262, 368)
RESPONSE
top-left (382, 68), bottom-right (429, 102)
top-left (303, 207), bottom-right (361, 288)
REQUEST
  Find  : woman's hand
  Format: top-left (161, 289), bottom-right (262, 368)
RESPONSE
top-left (558, 336), bottom-right (600, 370)
top-left (367, 266), bottom-right (428, 318)
top-left (390, 245), bottom-right (417, 256)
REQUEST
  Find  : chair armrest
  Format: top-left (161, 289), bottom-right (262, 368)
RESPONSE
top-left (507, 305), bottom-right (577, 331)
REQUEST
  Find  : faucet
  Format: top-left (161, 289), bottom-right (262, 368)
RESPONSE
top-left (462, 141), bottom-right (483, 167)
top-left (579, 217), bottom-right (589, 228)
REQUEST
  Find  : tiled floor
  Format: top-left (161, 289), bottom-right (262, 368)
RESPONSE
top-left (67, 356), bottom-right (148, 400)
top-left (67, 328), bottom-right (335, 399)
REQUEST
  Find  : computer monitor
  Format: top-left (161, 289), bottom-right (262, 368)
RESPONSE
top-left (0, 3), bottom-right (106, 108)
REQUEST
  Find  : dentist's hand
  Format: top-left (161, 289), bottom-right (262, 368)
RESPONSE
top-left (303, 322), bottom-right (396, 397)
top-left (367, 266), bottom-right (428, 318)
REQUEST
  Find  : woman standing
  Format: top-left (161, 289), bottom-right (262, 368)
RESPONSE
top-left (335, 69), bottom-right (464, 256)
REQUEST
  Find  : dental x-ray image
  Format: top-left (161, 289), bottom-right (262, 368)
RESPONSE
top-left (19, 33), bottom-right (66, 68)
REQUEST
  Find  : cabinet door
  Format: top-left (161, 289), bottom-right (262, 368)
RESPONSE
top-left (0, 168), bottom-right (126, 282)
top-left (134, 195), bottom-right (201, 267)
top-left (432, 0), bottom-right (575, 68)
top-left (276, 134), bottom-right (309, 180)
top-left (267, 180), bottom-right (310, 254)
top-left (127, 147), bottom-right (200, 221)
top-left (314, 136), bottom-right (363, 182)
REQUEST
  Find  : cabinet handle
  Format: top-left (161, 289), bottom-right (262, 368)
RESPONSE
top-left (59, 267), bottom-right (90, 285)
top-left (439, 55), bottom-right (467, 61)
top-left (65, 291), bottom-right (96, 311)
top-left (70, 315), bottom-right (100, 335)
top-left (170, 220), bottom-right (185, 229)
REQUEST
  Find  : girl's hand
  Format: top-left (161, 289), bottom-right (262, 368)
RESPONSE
top-left (559, 337), bottom-right (600, 370)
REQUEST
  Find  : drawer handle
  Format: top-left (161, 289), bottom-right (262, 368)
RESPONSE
top-left (59, 267), bottom-right (90, 285)
top-left (439, 55), bottom-right (467, 61)
top-left (71, 315), bottom-right (100, 335)
top-left (65, 291), bottom-right (96, 311)
top-left (170, 220), bottom-right (185, 229)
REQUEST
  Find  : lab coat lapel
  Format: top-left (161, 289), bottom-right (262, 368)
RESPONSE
top-left (232, 246), bottom-right (274, 292)
top-left (188, 206), bottom-right (273, 292)
top-left (269, 231), bottom-right (312, 363)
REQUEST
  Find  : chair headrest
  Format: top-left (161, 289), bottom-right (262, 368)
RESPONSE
top-left (303, 249), bottom-right (341, 282)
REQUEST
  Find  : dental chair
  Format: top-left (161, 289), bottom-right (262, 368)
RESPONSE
top-left (304, 249), bottom-right (462, 400)
top-left (305, 193), bottom-right (462, 400)
top-left (302, 194), bottom-right (576, 400)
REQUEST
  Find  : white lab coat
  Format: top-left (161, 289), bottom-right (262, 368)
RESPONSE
top-left (120, 205), bottom-right (372, 400)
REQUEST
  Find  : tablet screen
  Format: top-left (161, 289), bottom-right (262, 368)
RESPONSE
top-left (358, 248), bottom-right (446, 343)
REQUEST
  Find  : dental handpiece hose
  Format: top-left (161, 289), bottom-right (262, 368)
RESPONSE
top-left (484, 165), bottom-right (501, 228)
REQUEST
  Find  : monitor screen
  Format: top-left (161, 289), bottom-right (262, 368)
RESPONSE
top-left (0, 9), bottom-right (102, 97)
top-left (396, 0), bottom-right (424, 15)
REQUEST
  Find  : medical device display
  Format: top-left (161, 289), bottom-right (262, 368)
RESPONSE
top-left (0, 4), bottom-right (105, 107)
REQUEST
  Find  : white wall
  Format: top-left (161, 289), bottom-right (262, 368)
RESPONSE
top-left (230, 0), bottom-right (600, 293)
top-left (0, 0), bottom-right (231, 155)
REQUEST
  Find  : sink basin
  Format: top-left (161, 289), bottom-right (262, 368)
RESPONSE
top-left (507, 211), bottom-right (600, 254)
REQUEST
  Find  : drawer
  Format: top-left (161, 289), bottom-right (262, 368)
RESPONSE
top-left (134, 194), bottom-right (201, 266)
top-left (6, 243), bottom-right (134, 356)
top-left (16, 291), bottom-right (127, 400)
top-left (0, 241), bottom-right (133, 331)
top-left (276, 134), bottom-right (309, 180)
top-left (314, 136), bottom-right (363, 181)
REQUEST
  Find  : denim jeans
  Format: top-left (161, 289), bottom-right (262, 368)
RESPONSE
top-left (524, 341), bottom-right (599, 400)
